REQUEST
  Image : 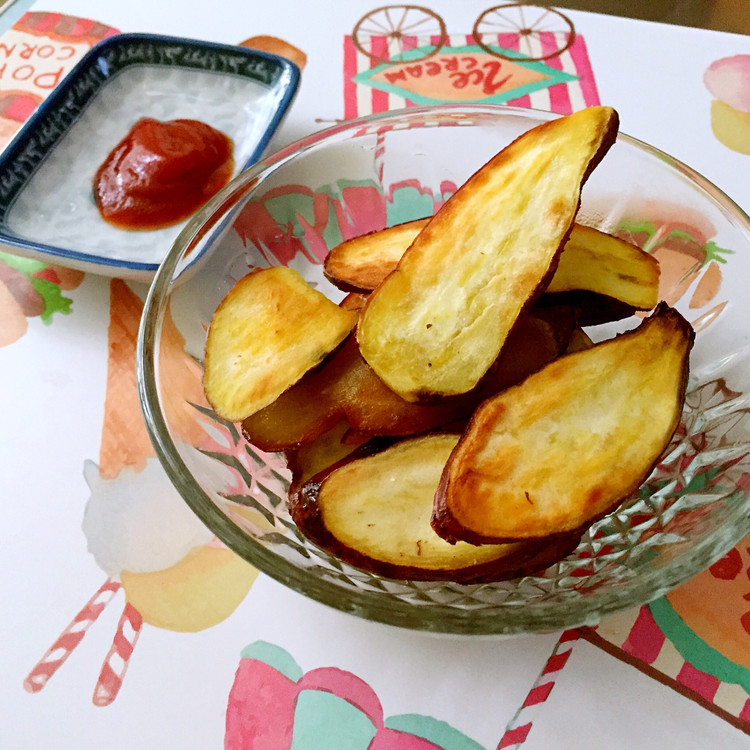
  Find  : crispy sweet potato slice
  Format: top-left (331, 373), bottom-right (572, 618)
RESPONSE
top-left (432, 304), bottom-right (694, 544)
top-left (539, 224), bottom-right (660, 324)
top-left (564, 326), bottom-right (595, 353)
top-left (335, 338), bottom-right (471, 435)
top-left (474, 311), bottom-right (569, 397)
top-left (289, 433), bottom-right (581, 582)
top-left (241, 334), bottom-right (469, 450)
top-left (339, 291), bottom-right (369, 313)
top-left (286, 420), bottom-right (371, 494)
top-left (326, 220), bottom-right (658, 328)
top-left (324, 219), bottom-right (429, 293)
top-left (203, 266), bottom-right (357, 422)
top-left (239, 363), bottom-right (342, 451)
top-left (324, 218), bottom-right (428, 293)
top-left (357, 106), bottom-right (619, 402)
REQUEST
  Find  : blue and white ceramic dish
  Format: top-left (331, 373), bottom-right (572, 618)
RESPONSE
top-left (0, 33), bottom-right (300, 281)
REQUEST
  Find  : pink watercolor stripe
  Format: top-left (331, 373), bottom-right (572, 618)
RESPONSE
top-left (402, 35), bottom-right (419, 107)
top-left (401, 34), bottom-right (418, 55)
top-left (370, 36), bottom-right (390, 114)
top-left (92, 602), bottom-right (143, 707)
top-left (343, 37), bottom-right (359, 119)
top-left (498, 724), bottom-right (531, 749)
top-left (677, 662), bottom-right (721, 703)
top-left (622, 606), bottom-right (665, 664)
top-left (496, 34), bottom-right (531, 110)
top-left (567, 36), bottom-right (600, 107)
top-left (542, 648), bottom-right (573, 674)
top-left (33, 12), bottom-right (63, 32)
top-left (539, 33), bottom-right (572, 115)
top-left (523, 682), bottom-right (554, 707)
top-left (69, 17), bottom-right (95, 38)
top-left (24, 579), bottom-right (121, 694)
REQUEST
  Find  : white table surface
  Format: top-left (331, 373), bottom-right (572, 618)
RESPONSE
top-left (2, 2), bottom-right (750, 748)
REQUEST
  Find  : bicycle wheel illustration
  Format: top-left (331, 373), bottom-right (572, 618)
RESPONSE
top-left (473, 3), bottom-right (576, 61)
top-left (352, 5), bottom-right (448, 64)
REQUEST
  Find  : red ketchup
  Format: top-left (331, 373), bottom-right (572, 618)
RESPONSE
top-left (93, 117), bottom-right (234, 230)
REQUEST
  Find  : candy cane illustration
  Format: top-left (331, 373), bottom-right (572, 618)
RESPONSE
top-left (497, 629), bottom-right (580, 749)
top-left (23, 578), bottom-right (121, 694)
top-left (92, 602), bottom-right (144, 707)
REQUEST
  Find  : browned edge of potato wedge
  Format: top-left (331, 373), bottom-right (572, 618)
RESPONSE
top-left (289, 433), bottom-right (582, 583)
top-left (203, 266), bottom-right (357, 422)
top-left (285, 420), bottom-right (372, 496)
top-left (356, 106), bottom-right (620, 402)
top-left (432, 303), bottom-right (695, 545)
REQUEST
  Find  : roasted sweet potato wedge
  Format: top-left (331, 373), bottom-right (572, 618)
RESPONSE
top-left (339, 291), bottom-right (369, 313)
top-left (289, 433), bottom-right (581, 582)
top-left (335, 338), bottom-right (471, 435)
top-left (539, 224), bottom-right (660, 324)
top-left (357, 106), bottom-right (619, 402)
top-left (475, 310), bottom-right (570, 397)
top-left (324, 219), bottom-right (429, 293)
top-left (242, 334), bottom-right (470, 450)
top-left (244, 311), bottom-right (567, 451)
top-left (432, 304), bottom-right (694, 544)
top-left (564, 326), bottom-right (595, 353)
top-left (239, 362), bottom-right (342, 451)
top-left (326, 220), bottom-right (658, 328)
top-left (203, 266), bottom-right (357, 422)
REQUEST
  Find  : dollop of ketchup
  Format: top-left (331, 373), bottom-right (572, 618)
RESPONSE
top-left (93, 118), bottom-right (234, 230)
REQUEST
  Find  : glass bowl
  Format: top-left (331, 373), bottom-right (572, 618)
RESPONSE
top-left (138, 104), bottom-right (750, 635)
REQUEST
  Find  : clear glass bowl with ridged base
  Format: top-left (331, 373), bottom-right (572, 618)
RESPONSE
top-left (137, 105), bottom-right (750, 635)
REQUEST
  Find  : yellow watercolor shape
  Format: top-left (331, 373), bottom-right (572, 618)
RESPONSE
top-left (121, 545), bottom-right (258, 632)
top-left (710, 99), bottom-right (750, 155)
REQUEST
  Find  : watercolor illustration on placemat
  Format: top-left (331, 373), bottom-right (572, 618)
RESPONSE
top-left (344, 3), bottom-right (598, 118)
top-left (0, 11), bottom-right (117, 347)
top-left (704, 53), bottom-right (750, 155)
top-left (13, 6), bottom-right (750, 747)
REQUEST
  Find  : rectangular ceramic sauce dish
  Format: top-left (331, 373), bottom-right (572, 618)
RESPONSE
top-left (0, 33), bottom-right (300, 281)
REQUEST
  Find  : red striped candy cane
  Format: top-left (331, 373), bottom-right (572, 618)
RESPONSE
top-left (92, 601), bottom-right (143, 706)
top-left (23, 578), bottom-right (121, 693)
top-left (497, 629), bottom-right (581, 749)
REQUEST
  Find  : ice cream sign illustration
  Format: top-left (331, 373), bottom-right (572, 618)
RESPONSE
top-left (345, 5), bottom-right (599, 118)
top-left (357, 45), bottom-right (576, 105)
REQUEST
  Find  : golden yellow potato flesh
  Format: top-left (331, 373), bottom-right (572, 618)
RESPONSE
top-left (357, 106), bottom-right (619, 402)
top-left (203, 266), bottom-right (357, 422)
top-left (289, 433), bottom-right (580, 582)
top-left (432, 304), bottom-right (694, 543)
